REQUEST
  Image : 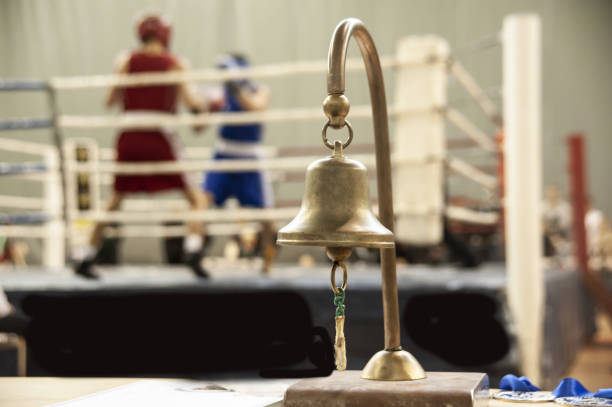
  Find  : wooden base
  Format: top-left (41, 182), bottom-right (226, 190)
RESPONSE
top-left (284, 370), bottom-right (489, 407)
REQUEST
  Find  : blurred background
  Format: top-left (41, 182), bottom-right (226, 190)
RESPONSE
top-left (0, 0), bottom-right (611, 396)
top-left (2, 1), bottom-right (612, 245)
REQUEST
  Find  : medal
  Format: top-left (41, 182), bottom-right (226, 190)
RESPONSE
top-left (493, 390), bottom-right (555, 403)
top-left (555, 397), bottom-right (612, 406)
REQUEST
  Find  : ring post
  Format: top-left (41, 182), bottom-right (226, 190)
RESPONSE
top-left (393, 36), bottom-right (448, 245)
top-left (42, 149), bottom-right (65, 268)
top-left (567, 134), bottom-right (612, 327)
top-left (46, 85), bottom-right (71, 264)
top-left (503, 13), bottom-right (543, 383)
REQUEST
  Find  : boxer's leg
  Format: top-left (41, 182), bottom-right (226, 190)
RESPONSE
top-left (198, 171), bottom-right (230, 258)
top-left (182, 186), bottom-right (204, 236)
top-left (181, 186), bottom-right (209, 278)
top-left (235, 171), bottom-right (276, 273)
top-left (261, 220), bottom-right (276, 274)
top-left (89, 191), bottom-right (124, 247)
top-left (74, 191), bottom-right (124, 279)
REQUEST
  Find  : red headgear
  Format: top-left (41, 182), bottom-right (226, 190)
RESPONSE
top-left (137, 14), bottom-right (171, 49)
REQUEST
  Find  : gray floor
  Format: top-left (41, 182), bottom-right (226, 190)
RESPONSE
top-left (0, 261), bottom-right (507, 292)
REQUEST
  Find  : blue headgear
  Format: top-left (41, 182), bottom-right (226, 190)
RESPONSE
top-left (217, 54), bottom-right (249, 70)
top-left (217, 54), bottom-right (254, 91)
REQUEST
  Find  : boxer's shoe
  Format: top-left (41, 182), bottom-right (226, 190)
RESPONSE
top-left (74, 258), bottom-right (100, 280)
top-left (185, 253), bottom-right (210, 279)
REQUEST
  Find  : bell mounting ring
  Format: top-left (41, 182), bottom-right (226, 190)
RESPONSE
top-left (322, 120), bottom-right (353, 150)
top-left (330, 261), bottom-right (348, 295)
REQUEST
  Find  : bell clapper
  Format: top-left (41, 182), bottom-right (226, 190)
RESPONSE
top-left (334, 313), bottom-right (346, 371)
top-left (331, 260), bottom-right (348, 371)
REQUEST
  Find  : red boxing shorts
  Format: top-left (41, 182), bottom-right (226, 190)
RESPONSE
top-left (114, 130), bottom-right (188, 193)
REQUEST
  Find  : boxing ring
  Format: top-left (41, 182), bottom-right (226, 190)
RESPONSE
top-left (0, 36), bottom-right (504, 262)
top-left (55, 44), bottom-right (500, 244)
top-left (0, 122), bottom-right (64, 268)
top-left (0, 14), bottom-right (591, 385)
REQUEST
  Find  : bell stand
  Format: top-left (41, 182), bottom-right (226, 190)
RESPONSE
top-left (282, 18), bottom-right (488, 407)
top-left (322, 18), bottom-right (424, 381)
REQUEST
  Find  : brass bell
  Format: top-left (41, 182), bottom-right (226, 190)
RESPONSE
top-left (277, 140), bottom-right (393, 250)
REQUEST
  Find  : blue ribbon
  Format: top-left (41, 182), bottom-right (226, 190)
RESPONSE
top-left (500, 376), bottom-right (612, 399)
top-left (595, 389), bottom-right (612, 398)
top-left (499, 374), bottom-right (541, 391)
top-left (552, 378), bottom-right (593, 398)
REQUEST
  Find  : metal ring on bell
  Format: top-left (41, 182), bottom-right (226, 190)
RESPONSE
top-left (322, 120), bottom-right (353, 150)
top-left (331, 261), bottom-right (348, 294)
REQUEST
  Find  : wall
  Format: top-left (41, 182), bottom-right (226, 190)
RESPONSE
top-left (1, 0), bottom-right (611, 243)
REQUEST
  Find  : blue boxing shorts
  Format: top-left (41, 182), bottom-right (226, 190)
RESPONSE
top-left (203, 152), bottom-right (272, 208)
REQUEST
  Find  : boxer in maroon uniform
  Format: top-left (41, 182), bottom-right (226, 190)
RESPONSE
top-left (74, 14), bottom-right (208, 279)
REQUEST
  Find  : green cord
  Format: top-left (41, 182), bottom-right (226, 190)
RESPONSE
top-left (334, 287), bottom-right (346, 317)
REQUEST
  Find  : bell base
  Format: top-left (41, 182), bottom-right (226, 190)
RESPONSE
top-left (361, 349), bottom-right (426, 381)
top-left (283, 370), bottom-right (489, 407)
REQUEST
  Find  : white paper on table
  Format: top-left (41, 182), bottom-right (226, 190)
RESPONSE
top-left (46, 380), bottom-right (283, 407)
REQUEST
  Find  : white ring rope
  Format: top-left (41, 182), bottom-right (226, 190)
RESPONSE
top-left (387, 202), bottom-right (499, 226)
top-left (66, 154), bottom-right (375, 174)
top-left (57, 105), bottom-right (436, 129)
top-left (0, 225), bottom-right (49, 238)
top-left (448, 60), bottom-right (503, 127)
top-left (71, 204), bottom-right (498, 226)
top-left (50, 55), bottom-right (440, 90)
top-left (0, 173), bottom-right (51, 182)
top-left (453, 32), bottom-right (501, 58)
top-left (445, 108), bottom-right (498, 152)
top-left (102, 223), bottom-right (274, 238)
top-left (96, 145), bottom-right (279, 162)
top-left (0, 138), bottom-right (54, 156)
top-left (445, 206), bottom-right (499, 225)
top-left (79, 159), bottom-right (495, 192)
top-left (0, 195), bottom-right (44, 210)
top-left (96, 211), bottom-right (499, 239)
top-left (65, 152), bottom-right (496, 190)
top-left (73, 206), bottom-right (300, 224)
top-left (445, 156), bottom-right (498, 190)
top-left (94, 206), bottom-right (499, 239)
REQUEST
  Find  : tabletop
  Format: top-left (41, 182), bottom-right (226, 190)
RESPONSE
top-left (0, 377), bottom-right (561, 407)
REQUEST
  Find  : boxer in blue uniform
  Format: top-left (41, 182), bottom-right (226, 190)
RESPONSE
top-left (203, 54), bottom-right (276, 272)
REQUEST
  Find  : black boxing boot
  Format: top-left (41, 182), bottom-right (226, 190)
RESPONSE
top-left (184, 234), bottom-right (209, 279)
top-left (186, 252), bottom-right (209, 279)
top-left (72, 245), bottom-right (101, 279)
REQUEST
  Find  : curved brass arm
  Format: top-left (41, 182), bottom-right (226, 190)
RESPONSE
top-left (324, 18), bottom-right (399, 351)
